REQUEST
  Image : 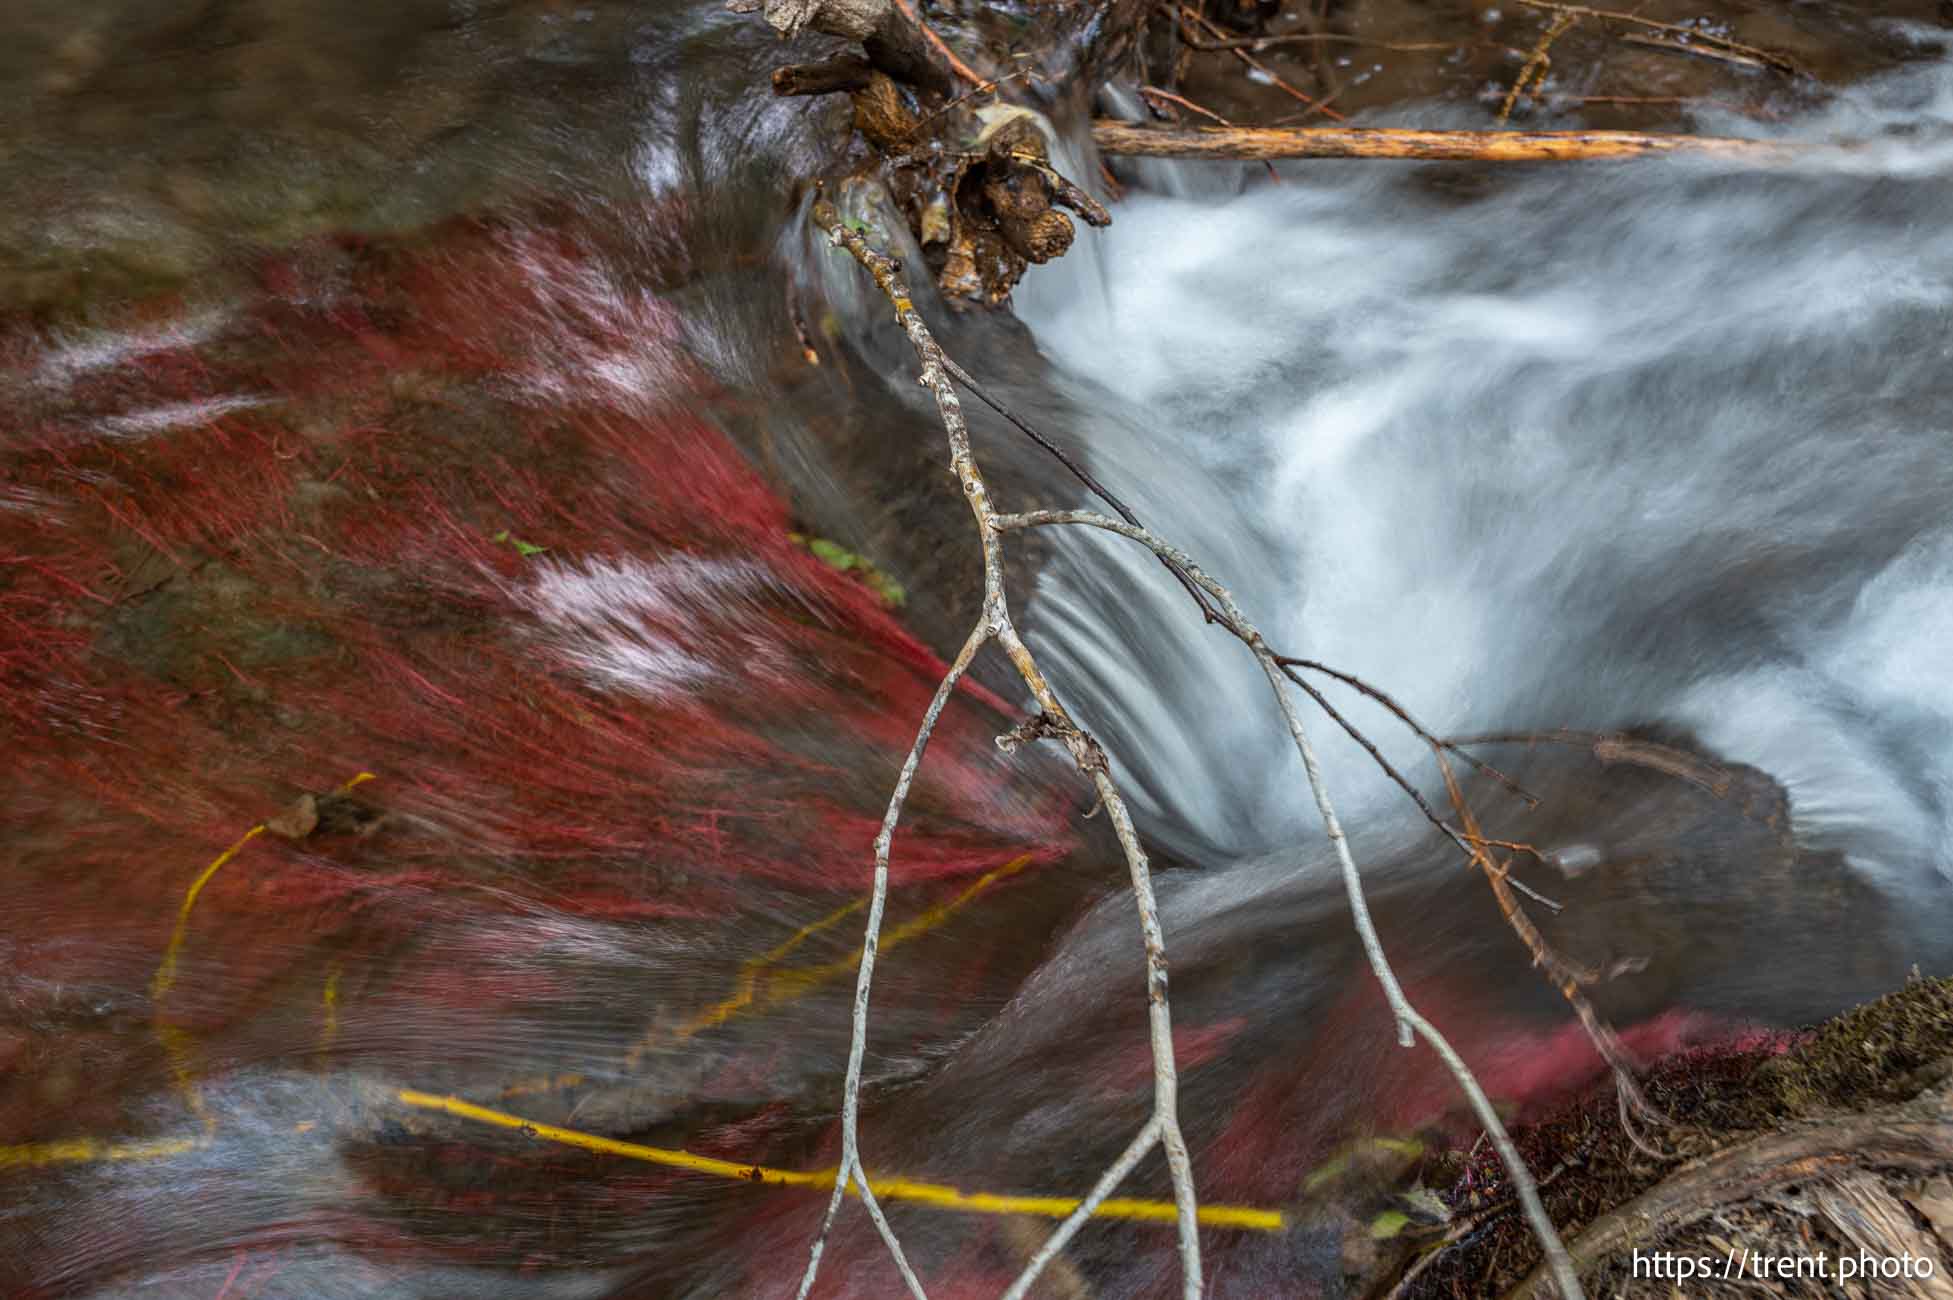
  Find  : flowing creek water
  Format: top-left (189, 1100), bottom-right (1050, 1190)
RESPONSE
top-left (3, 3), bottom-right (1952, 1297)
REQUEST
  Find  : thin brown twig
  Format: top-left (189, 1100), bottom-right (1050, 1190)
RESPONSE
top-left (1180, 31), bottom-right (1474, 55)
top-left (1448, 729), bottom-right (1734, 797)
top-left (1512, 0), bottom-right (1802, 77)
top-left (905, 65), bottom-right (1039, 140)
top-left (1434, 748), bottom-right (1665, 1135)
top-left (1139, 84), bottom-right (1229, 125)
top-left (1499, 11), bottom-right (1578, 126)
top-left (1308, 0), bottom-right (1335, 101)
top-left (1617, 30), bottom-right (1771, 74)
top-left (1460, 833), bottom-right (1549, 860)
top-left (1177, 6), bottom-right (1349, 122)
top-left (1279, 657), bottom-right (1539, 805)
top-left (891, 0), bottom-right (991, 88)
top-left (1275, 664), bottom-right (1560, 910)
top-left (1138, 85), bottom-right (1283, 181)
top-left (1269, 83), bottom-right (1352, 126)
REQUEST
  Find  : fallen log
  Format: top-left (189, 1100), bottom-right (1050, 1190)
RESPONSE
top-left (1502, 1090), bottom-right (1953, 1299)
top-left (1091, 121), bottom-right (1812, 164)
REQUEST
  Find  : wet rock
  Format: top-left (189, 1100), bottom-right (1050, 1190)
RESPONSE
top-left (263, 788), bottom-right (389, 842)
top-left (265, 793), bottom-right (320, 840)
top-left (314, 790), bottom-right (388, 839)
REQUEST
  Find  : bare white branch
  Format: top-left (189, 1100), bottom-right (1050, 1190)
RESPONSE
top-left (1000, 1117), bottom-right (1164, 1300)
top-left (796, 621), bottom-right (984, 1300)
top-left (1252, 655), bottom-right (1580, 1299)
top-left (804, 198), bottom-right (1204, 1300)
top-left (999, 507), bottom-right (1586, 1300)
top-left (856, 1155), bottom-right (932, 1300)
top-left (809, 201), bottom-right (1584, 1300)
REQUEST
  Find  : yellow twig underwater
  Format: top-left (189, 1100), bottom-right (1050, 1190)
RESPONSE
top-left (3, 783), bottom-right (1288, 1237)
top-left (397, 1090), bottom-right (1286, 1231)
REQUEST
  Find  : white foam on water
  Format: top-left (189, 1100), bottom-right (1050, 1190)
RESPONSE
top-left (1015, 52), bottom-right (1953, 887)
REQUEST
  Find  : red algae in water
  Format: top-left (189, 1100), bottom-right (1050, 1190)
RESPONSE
top-left (0, 209), bottom-right (1842, 1299)
top-left (0, 212), bottom-right (1085, 1296)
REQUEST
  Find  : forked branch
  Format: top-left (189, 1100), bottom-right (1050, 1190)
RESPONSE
top-left (803, 198), bottom-right (1203, 1300)
top-left (995, 508), bottom-right (1585, 1300)
top-left (805, 199), bottom-right (1585, 1295)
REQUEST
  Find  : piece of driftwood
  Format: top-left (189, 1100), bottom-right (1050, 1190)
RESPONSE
top-left (1503, 1093), bottom-right (1953, 1299)
top-left (1091, 121), bottom-right (1810, 164)
top-left (771, 56), bottom-right (874, 97)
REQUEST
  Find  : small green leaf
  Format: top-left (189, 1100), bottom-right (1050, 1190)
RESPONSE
top-left (1302, 1135), bottom-right (1426, 1197)
top-left (807, 537), bottom-right (858, 570)
top-left (493, 529), bottom-right (548, 558)
top-left (1302, 1153), bottom-right (1351, 1194)
top-left (791, 533), bottom-right (904, 608)
top-left (1370, 1210), bottom-right (1411, 1241)
top-left (1371, 1136), bottom-right (1425, 1160)
top-left (1401, 1184), bottom-right (1452, 1225)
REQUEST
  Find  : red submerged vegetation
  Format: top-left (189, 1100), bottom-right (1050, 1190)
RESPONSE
top-left (0, 209), bottom-right (1087, 1295)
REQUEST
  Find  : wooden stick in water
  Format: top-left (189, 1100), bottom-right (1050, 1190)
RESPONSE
top-left (1092, 120), bottom-right (1812, 164)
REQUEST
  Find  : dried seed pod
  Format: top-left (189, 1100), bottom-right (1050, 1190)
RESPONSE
top-left (1001, 207), bottom-right (1073, 263)
top-left (849, 72), bottom-right (918, 151)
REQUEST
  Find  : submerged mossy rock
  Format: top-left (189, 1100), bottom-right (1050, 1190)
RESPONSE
top-left (1749, 975), bottom-right (1953, 1117)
